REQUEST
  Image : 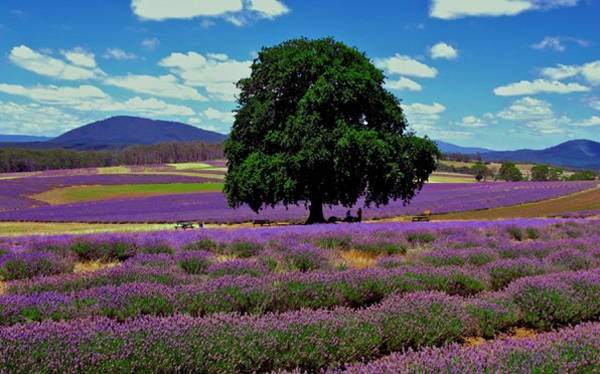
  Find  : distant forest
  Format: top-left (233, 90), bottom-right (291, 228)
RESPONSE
top-left (0, 141), bottom-right (224, 173)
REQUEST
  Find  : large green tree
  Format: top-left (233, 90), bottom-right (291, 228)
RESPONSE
top-left (224, 38), bottom-right (439, 223)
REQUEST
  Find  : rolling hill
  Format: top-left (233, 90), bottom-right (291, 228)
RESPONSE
top-left (0, 116), bottom-right (228, 150)
top-left (435, 140), bottom-right (492, 155)
top-left (481, 139), bottom-right (600, 170)
top-left (0, 135), bottom-right (53, 142)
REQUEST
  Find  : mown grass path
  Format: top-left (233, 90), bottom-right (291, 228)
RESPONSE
top-left (31, 183), bottom-right (224, 205)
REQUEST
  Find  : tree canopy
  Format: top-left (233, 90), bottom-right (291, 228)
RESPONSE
top-left (224, 37), bottom-right (439, 223)
top-left (497, 162), bottom-right (523, 182)
top-left (471, 162), bottom-right (490, 182)
top-left (530, 164), bottom-right (550, 181)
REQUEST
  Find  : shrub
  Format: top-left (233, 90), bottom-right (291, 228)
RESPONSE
top-left (315, 236), bottom-right (352, 250)
top-left (355, 241), bottom-right (407, 256)
top-left (69, 241), bottom-right (136, 262)
top-left (139, 244), bottom-right (174, 255)
top-left (229, 241), bottom-right (262, 258)
top-left (284, 245), bottom-right (329, 272)
top-left (484, 259), bottom-right (546, 290)
top-left (207, 259), bottom-right (267, 278)
top-left (182, 239), bottom-right (220, 252)
top-left (525, 227), bottom-right (540, 240)
top-left (506, 226), bottom-right (523, 241)
top-left (176, 251), bottom-right (213, 275)
top-left (405, 232), bottom-right (435, 245)
top-left (0, 251), bottom-right (74, 280)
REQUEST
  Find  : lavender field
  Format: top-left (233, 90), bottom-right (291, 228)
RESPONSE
top-left (0, 180), bottom-right (596, 223)
top-left (2, 219), bottom-right (600, 372)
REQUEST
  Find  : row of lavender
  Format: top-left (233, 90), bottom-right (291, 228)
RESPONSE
top-left (0, 220), bottom-right (599, 322)
top-left (0, 181), bottom-right (596, 222)
top-left (0, 173), bottom-right (221, 211)
top-left (331, 321), bottom-right (600, 373)
top-left (2, 269), bottom-right (600, 372)
top-left (1, 220), bottom-right (600, 372)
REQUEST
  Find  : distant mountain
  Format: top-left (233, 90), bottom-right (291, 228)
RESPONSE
top-left (481, 140), bottom-right (600, 170)
top-left (435, 140), bottom-right (493, 155)
top-left (0, 135), bottom-right (53, 142)
top-left (0, 116), bottom-right (228, 150)
top-left (52, 116), bottom-right (227, 149)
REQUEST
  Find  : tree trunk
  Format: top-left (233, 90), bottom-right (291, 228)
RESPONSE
top-left (306, 199), bottom-right (326, 224)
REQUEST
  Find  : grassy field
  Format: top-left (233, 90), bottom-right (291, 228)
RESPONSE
top-left (428, 173), bottom-right (474, 183)
top-left (31, 182), bottom-right (224, 205)
top-left (0, 221), bottom-right (174, 237)
top-left (440, 184), bottom-right (600, 220)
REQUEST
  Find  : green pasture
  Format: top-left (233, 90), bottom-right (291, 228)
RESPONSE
top-left (31, 182), bottom-right (224, 205)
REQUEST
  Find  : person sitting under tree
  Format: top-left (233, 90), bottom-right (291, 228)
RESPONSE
top-left (345, 210), bottom-right (353, 222)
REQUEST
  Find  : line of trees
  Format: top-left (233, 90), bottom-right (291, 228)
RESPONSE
top-left (0, 141), bottom-right (224, 173)
top-left (471, 161), bottom-right (598, 182)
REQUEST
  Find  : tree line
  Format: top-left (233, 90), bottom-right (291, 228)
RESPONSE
top-left (0, 141), bottom-right (224, 173)
top-left (472, 161), bottom-right (597, 182)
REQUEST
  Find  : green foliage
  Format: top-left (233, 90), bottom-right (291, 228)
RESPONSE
top-left (530, 164), bottom-right (550, 181)
top-left (0, 141), bottom-right (223, 173)
top-left (569, 169), bottom-right (597, 181)
top-left (498, 162), bottom-right (523, 182)
top-left (471, 162), bottom-right (490, 182)
top-left (506, 226), bottom-right (523, 241)
top-left (224, 37), bottom-right (439, 223)
top-left (548, 167), bottom-right (563, 181)
top-left (179, 258), bottom-right (210, 275)
top-left (182, 239), bottom-right (220, 252)
top-left (525, 227), bottom-right (540, 240)
top-left (230, 242), bottom-right (262, 258)
top-left (405, 232), bottom-right (436, 245)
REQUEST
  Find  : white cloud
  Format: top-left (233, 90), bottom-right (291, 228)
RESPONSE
top-left (403, 102), bottom-right (446, 131)
top-left (0, 83), bottom-right (109, 107)
top-left (203, 107), bottom-right (235, 123)
top-left (581, 61), bottom-right (600, 85)
top-left (131, 0), bottom-right (289, 23)
top-left (532, 36), bottom-right (589, 52)
top-left (103, 48), bottom-right (137, 60)
top-left (384, 77), bottom-right (422, 91)
top-left (456, 115), bottom-right (489, 128)
top-left (141, 37), bottom-right (160, 50)
top-left (589, 97), bottom-right (600, 111)
top-left (104, 74), bottom-right (207, 101)
top-left (497, 97), bottom-right (553, 121)
top-left (375, 54), bottom-right (438, 78)
top-left (61, 48), bottom-right (97, 68)
top-left (430, 0), bottom-right (580, 19)
top-left (131, 0), bottom-right (243, 20)
top-left (248, 0), bottom-right (290, 18)
top-left (159, 51), bottom-right (252, 101)
top-left (0, 101), bottom-right (83, 136)
top-left (540, 64), bottom-right (581, 80)
top-left (570, 116), bottom-right (600, 127)
top-left (532, 37), bottom-right (565, 51)
top-left (540, 61), bottom-right (600, 86)
top-left (8, 45), bottom-right (105, 80)
top-left (493, 79), bottom-right (589, 96)
top-left (0, 83), bottom-right (195, 117)
top-left (496, 96), bottom-right (598, 134)
top-left (430, 42), bottom-right (458, 60)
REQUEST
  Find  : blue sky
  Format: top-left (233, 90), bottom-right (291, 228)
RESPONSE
top-left (0, 0), bottom-right (599, 150)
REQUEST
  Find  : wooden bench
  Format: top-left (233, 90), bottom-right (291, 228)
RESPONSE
top-left (411, 210), bottom-right (432, 222)
top-left (253, 219), bottom-right (273, 226)
top-left (175, 221), bottom-right (196, 229)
